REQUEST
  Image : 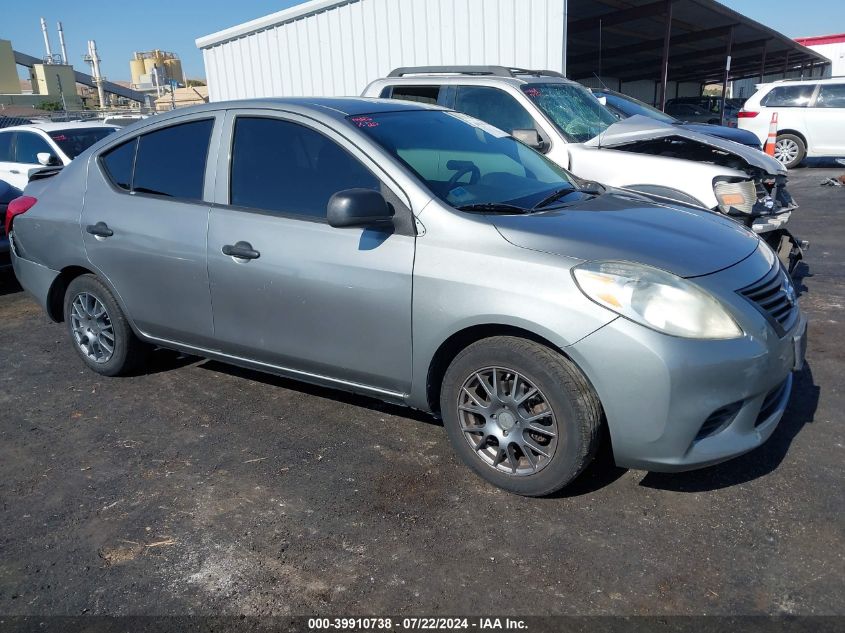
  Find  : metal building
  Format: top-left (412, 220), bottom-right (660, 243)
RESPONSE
top-left (197, 0), bottom-right (567, 101)
top-left (197, 0), bottom-right (830, 105)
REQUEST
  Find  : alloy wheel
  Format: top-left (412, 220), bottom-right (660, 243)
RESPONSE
top-left (774, 138), bottom-right (799, 165)
top-left (70, 292), bottom-right (115, 363)
top-left (457, 366), bottom-right (559, 475)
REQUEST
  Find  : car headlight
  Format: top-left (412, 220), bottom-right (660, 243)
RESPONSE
top-left (572, 261), bottom-right (742, 339)
top-left (714, 179), bottom-right (755, 214)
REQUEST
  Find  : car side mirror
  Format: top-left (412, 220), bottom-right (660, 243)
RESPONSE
top-left (327, 188), bottom-right (394, 228)
top-left (37, 152), bottom-right (59, 166)
top-left (512, 129), bottom-right (548, 152)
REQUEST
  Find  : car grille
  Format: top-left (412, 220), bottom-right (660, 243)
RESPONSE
top-left (739, 264), bottom-right (799, 336)
top-left (755, 379), bottom-right (790, 427)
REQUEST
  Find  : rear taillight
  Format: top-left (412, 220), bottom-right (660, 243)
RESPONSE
top-left (737, 111), bottom-right (759, 119)
top-left (5, 196), bottom-right (37, 234)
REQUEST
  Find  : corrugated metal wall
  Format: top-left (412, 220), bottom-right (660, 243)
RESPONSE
top-left (200, 0), bottom-right (567, 101)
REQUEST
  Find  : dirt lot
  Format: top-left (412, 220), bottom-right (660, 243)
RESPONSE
top-left (0, 167), bottom-right (842, 618)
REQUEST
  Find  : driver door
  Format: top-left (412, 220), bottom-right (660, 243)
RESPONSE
top-left (207, 111), bottom-right (415, 395)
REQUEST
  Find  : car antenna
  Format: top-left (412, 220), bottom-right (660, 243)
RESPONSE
top-left (592, 73), bottom-right (608, 150)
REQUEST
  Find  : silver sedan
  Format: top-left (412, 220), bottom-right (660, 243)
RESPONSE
top-left (8, 98), bottom-right (807, 495)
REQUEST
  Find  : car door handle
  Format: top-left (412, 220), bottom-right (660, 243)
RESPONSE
top-left (222, 241), bottom-right (260, 260)
top-left (86, 222), bottom-right (114, 238)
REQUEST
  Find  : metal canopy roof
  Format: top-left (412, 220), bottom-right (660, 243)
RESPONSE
top-left (567, 0), bottom-right (831, 84)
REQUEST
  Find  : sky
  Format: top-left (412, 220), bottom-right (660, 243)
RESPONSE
top-left (3, 0), bottom-right (844, 83)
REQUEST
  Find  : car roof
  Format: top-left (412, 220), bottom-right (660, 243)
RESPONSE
top-left (0, 121), bottom-right (118, 133)
top-left (762, 77), bottom-right (844, 88)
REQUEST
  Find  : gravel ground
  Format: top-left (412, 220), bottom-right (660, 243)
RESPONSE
top-left (0, 167), bottom-right (842, 618)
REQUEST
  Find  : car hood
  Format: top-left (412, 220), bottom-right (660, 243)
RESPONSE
top-left (677, 122), bottom-right (761, 148)
top-left (585, 115), bottom-right (784, 175)
top-left (492, 193), bottom-right (760, 278)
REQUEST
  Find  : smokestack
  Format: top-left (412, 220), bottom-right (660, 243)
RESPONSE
top-left (88, 40), bottom-right (107, 110)
top-left (40, 17), bottom-right (54, 61)
top-left (57, 22), bottom-right (68, 64)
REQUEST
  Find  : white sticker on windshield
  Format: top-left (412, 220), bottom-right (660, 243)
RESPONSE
top-left (446, 112), bottom-right (510, 138)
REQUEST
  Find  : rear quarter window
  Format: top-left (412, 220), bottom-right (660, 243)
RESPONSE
top-left (761, 85), bottom-right (816, 107)
top-left (101, 138), bottom-right (137, 190)
top-left (0, 132), bottom-right (12, 161)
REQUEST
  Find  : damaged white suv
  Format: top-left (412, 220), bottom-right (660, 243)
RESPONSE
top-left (364, 66), bottom-right (802, 265)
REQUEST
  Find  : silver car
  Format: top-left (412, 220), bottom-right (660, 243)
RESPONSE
top-left (8, 98), bottom-right (807, 496)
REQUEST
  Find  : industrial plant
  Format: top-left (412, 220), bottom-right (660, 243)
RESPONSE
top-left (1, 19), bottom-right (200, 117)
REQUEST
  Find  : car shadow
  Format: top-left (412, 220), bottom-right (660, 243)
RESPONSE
top-left (135, 348), bottom-right (201, 376)
top-left (792, 260), bottom-right (812, 297)
top-left (197, 359), bottom-right (440, 427)
top-left (637, 362), bottom-right (819, 493)
top-left (548, 424), bottom-right (628, 498)
top-left (0, 271), bottom-right (22, 296)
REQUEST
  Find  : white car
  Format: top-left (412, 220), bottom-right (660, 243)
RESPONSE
top-left (0, 122), bottom-right (117, 190)
top-left (738, 77), bottom-right (845, 169)
top-left (363, 67), bottom-right (794, 222)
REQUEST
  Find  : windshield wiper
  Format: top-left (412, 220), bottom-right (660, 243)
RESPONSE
top-left (456, 202), bottom-right (530, 215)
top-left (533, 185), bottom-right (578, 209)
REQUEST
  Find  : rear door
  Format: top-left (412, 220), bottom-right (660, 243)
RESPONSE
top-left (81, 113), bottom-right (223, 347)
top-left (206, 110), bottom-right (415, 395)
top-left (0, 131), bottom-right (24, 189)
top-left (807, 83), bottom-right (845, 155)
top-left (0, 131), bottom-right (53, 189)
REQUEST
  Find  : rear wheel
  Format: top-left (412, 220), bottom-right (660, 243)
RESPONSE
top-left (64, 274), bottom-right (148, 376)
top-left (774, 133), bottom-right (806, 169)
top-left (440, 336), bottom-right (602, 496)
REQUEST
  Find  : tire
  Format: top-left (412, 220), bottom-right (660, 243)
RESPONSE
top-left (440, 336), bottom-right (602, 496)
top-left (64, 274), bottom-right (148, 376)
top-left (774, 133), bottom-right (806, 170)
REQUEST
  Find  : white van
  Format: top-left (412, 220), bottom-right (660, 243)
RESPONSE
top-left (738, 77), bottom-right (845, 168)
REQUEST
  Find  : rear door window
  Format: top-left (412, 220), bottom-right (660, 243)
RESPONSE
top-left (14, 132), bottom-right (53, 164)
top-left (815, 84), bottom-right (845, 108)
top-left (454, 86), bottom-right (536, 134)
top-left (761, 85), bottom-right (816, 107)
top-left (131, 119), bottom-right (213, 200)
top-left (229, 116), bottom-right (380, 219)
top-left (386, 85), bottom-right (442, 104)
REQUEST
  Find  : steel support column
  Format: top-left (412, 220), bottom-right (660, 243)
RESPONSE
top-left (759, 40), bottom-right (768, 83)
top-left (719, 25), bottom-right (734, 126)
top-left (658, 0), bottom-right (673, 111)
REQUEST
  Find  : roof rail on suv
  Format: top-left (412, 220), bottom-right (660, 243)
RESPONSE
top-left (770, 75), bottom-right (845, 83)
top-left (387, 65), bottom-right (566, 79)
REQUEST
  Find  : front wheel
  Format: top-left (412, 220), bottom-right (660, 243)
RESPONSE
top-left (440, 337), bottom-right (602, 496)
top-left (774, 133), bottom-right (806, 169)
top-left (64, 274), bottom-right (148, 376)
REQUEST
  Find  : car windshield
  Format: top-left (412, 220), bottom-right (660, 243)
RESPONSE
top-left (521, 83), bottom-right (618, 143)
top-left (599, 91), bottom-right (676, 124)
top-left (49, 127), bottom-right (117, 159)
top-left (350, 110), bottom-right (578, 210)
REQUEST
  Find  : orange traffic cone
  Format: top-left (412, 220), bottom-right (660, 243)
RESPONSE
top-left (765, 112), bottom-right (778, 157)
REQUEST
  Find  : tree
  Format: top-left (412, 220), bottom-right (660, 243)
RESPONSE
top-left (39, 100), bottom-right (65, 111)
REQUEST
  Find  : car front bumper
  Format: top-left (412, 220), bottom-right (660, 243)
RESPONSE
top-left (567, 256), bottom-right (807, 473)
